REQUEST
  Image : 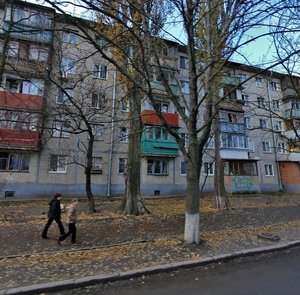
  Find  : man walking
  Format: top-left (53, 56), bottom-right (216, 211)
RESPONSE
top-left (41, 193), bottom-right (65, 239)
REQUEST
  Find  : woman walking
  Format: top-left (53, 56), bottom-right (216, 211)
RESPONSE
top-left (58, 198), bottom-right (79, 245)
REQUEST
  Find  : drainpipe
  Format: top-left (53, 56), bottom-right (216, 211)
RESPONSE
top-left (107, 70), bottom-right (116, 198)
top-left (267, 75), bottom-right (283, 191)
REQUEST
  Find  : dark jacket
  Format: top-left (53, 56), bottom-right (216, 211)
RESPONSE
top-left (48, 199), bottom-right (61, 219)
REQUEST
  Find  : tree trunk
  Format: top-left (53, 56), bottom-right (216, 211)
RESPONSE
top-left (214, 121), bottom-right (229, 208)
top-left (184, 154), bottom-right (201, 244)
top-left (86, 137), bottom-right (95, 213)
top-left (122, 90), bottom-right (149, 215)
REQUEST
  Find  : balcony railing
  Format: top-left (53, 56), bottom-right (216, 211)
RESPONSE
top-left (0, 91), bottom-right (44, 110)
top-left (0, 129), bottom-right (40, 149)
top-left (4, 56), bottom-right (49, 76)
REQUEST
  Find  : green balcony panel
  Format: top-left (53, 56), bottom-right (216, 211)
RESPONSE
top-left (221, 76), bottom-right (240, 86)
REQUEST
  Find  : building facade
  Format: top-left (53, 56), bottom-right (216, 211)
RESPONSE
top-left (1, 0), bottom-right (300, 199)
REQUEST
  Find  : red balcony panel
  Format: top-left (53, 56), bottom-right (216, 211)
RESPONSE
top-left (0, 92), bottom-right (44, 110)
top-left (141, 110), bottom-right (179, 127)
top-left (0, 129), bottom-right (40, 147)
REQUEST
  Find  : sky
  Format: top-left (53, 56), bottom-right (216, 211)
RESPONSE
top-left (26, 0), bottom-right (283, 73)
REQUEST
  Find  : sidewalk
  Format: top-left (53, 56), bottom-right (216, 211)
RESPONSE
top-left (1, 196), bottom-right (300, 294)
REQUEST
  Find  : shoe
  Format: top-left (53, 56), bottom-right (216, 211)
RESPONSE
top-left (71, 241), bottom-right (76, 244)
top-left (57, 239), bottom-right (61, 246)
top-left (42, 236), bottom-right (49, 239)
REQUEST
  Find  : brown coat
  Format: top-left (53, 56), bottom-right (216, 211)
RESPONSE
top-left (65, 202), bottom-right (78, 224)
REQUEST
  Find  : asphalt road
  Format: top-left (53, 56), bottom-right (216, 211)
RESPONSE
top-left (54, 246), bottom-right (300, 295)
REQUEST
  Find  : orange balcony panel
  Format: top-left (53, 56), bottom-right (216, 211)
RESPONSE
top-left (0, 129), bottom-right (40, 147)
top-left (0, 92), bottom-right (44, 110)
top-left (141, 110), bottom-right (179, 127)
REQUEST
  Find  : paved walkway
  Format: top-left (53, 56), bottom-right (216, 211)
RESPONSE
top-left (1, 197), bottom-right (300, 294)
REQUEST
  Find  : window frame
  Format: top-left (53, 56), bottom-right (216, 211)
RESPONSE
top-left (147, 159), bottom-right (169, 176)
top-left (49, 155), bottom-right (67, 173)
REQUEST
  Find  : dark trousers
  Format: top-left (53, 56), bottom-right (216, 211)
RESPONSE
top-left (59, 223), bottom-right (76, 243)
top-left (42, 218), bottom-right (65, 238)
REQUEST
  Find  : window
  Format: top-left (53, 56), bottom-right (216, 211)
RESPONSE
top-left (49, 155), bottom-right (67, 173)
top-left (248, 139), bottom-right (255, 152)
top-left (242, 94), bottom-right (249, 105)
top-left (147, 159), bottom-right (168, 175)
top-left (265, 164), bottom-right (274, 176)
top-left (272, 100), bottom-right (280, 111)
top-left (7, 41), bottom-right (19, 57)
top-left (180, 56), bottom-right (189, 69)
top-left (91, 124), bottom-right (104, 140)
top-left (259, 119), bottom-right (268, 129)
top-left (221, 134), bottom-right (248, 149)
top-left (203, 162), bottom-right (214, 176)
top-left (22, 79), bottom-right (44, 96)
top-left (61, 58), bottom-right (76, 76)
top-left (56, 88), bottom-right (73, 104)
top-left (206, 137), bottom-right (214, 149)
top-left (52, 121), bottom-right (70, 138)
top-left (162, 46), bottom-right (177, 58)
top-left (118, 158), bottom-right (127, 174)
top-left (63, 31), bottom-right (78, 44)
top-left (0, 153), bottom-right (30, 172)
top-left (5, 78), bottom-right (21, 92)
top-left (29, 45), bottom-right (49, 62)
top-left (277, 142), bottom-right (286, 154)
top-left (91, 157), bottom-right (102, 173)
top-left (257, 97), bottom-right (265, 108)
top-left (120, 127), bottom-right (128, 142)
top-left (120, 99), bottom-right (129, 111)
top-left (95, 35), bottom-right (109, 51)
top-left (153, 68), bottom-right (176, 85)
top-left (269, 81), bottom-right (277, 91)
top-left (262, 141), bottom-right (271, 152)
top-left (91, 93), bottom-right (106, 109)
top-left (255, 77), bottom-right (263, 87)
top-left (180, 133), bottom-right (189, 147)
top-left (224, 160), bottom-right (258, 176)
top-left (180, 81), bottom-right (190, 94)
top-left (292, 101), bottom-right (300, 110)
top-left (180, 161), bottom-right (186, 175)
top-left (239, 74), bottom-right (247, 82)
top-left (93, 64), bottom-right (107, 79)
top-left (274, 120), bottom-right (283, 131)
top-left (244, 117), bottom-right (251, 129)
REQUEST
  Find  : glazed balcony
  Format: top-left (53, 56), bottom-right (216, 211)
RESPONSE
top-left (3, 22), bottom-right (53, 43)
top-left (220, 122), bottom-right (245, 134)
top-left (221, 76), bottom-right (241, 86)
top-left (141, 110), bottom-right (179, 157)
top-left (0, 129), bottom-right (40, 150)
top-left (150, 81), bottom-right (180, 96)
top-left (0, 91), bottom-right (44, 110)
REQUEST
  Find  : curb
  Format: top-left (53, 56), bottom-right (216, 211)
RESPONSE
top-left (1, 239), bottom-right (300, 295)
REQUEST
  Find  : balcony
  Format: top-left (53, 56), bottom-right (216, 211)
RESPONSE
top-left (141, 110), bottom-right (179, 127)
top-left (220, 122), bottom-right (245, 133)
top-left (0, 129), bottom-right (40, 150)
top-left (150, 81), bottom-right (180, 96)
top-left (0, 91), bottom-right (44, 110)
top-left (141, 110), bottom-right (179, 157)
top-left (283, 108), bottom-right (300, 119)
top-left (4, 56), bottom-right (49, 76)
top-left (221, 76), bottom-right (241, 86)
top-left (3, 22), bottom-right (53, 43)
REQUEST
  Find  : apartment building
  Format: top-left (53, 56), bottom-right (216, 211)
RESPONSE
top-left (1, 0), bottom-right (300, 199)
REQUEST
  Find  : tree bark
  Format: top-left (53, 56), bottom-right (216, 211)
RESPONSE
top-left (86, 136), bottom-right (95, 213)
top-left (122, 89), bottom-right (149, 215)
